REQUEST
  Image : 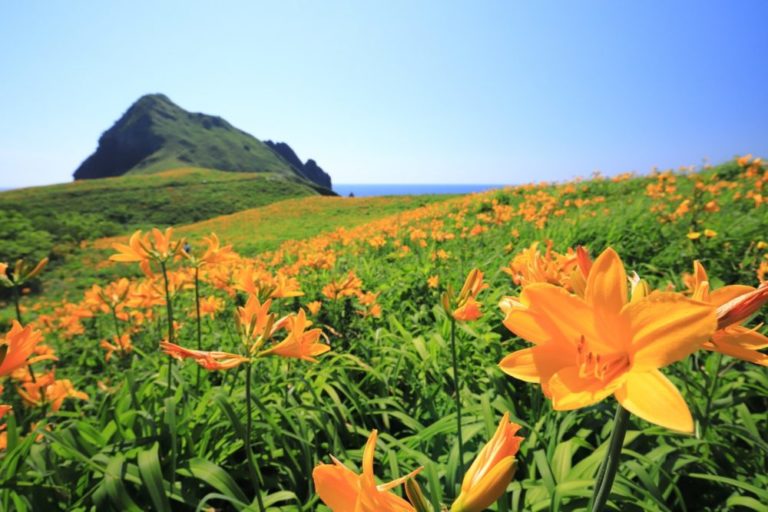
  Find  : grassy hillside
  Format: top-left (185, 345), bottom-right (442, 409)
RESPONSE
top-left (0, 167), bottom-right (329, 264)
top-left (2, 157), bottom-right (767, 511)
top-left (30, 194), bottom-right (452, 303)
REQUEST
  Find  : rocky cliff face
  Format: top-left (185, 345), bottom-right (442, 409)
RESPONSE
top-left (73, 94), bottom-right (333, 190)
top-left (263, 141), bottom-right (332, 190)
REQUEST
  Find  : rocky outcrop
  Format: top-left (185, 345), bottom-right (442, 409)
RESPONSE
top-left (264, 141), bottom-right (332, 190)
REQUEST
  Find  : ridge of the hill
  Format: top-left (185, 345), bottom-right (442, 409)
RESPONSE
top-left (72, 94), bottom-right (332, 190)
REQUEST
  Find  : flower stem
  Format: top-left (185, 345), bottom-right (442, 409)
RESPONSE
top-left (245, 363), bottom-right (265, 512)
top-left (701, 352), bottom-right (723, 437)
top-left (11, 283), bottom-right (22, 324)
top-left (449, 316), bottom-right (464, 486)
top-left (589, 404), bottom-right (630, 512)
top-left (160, 261), bottom-right (175, 393)
top-left (194, 267), bottom-right (202, 391)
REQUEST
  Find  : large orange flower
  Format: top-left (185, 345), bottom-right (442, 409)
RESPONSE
top-left (686, 261), bottom-right (768, 366)
top-left (313, 430), bottom-right (422, 512)
top-left (0, 321), bottom-right (46, 376)
top-left (499, 248), bottom-right (716, 432)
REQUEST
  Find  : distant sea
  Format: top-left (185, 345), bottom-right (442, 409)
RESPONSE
top-left (332, 184), bottom-right (506, 197)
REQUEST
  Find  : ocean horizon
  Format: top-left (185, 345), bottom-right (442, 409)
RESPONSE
top-left (0, 183), bottom-right (509, 196)
top-left (332, 183), bottom-right (506, 197)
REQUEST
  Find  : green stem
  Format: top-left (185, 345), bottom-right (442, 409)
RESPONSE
top-left (589, 404), bottom-right (630, 512)
top-left (194, 267), bottom-right (202, 391)
top-left (11, 283), bottom-right (22, 324)
top-left (111, 308), bottom-right (122, 338)
top-left (449, 317), bottom-right (464, 486)
top-left (701, 352), bottom-right (723, 437)
top-left (245, 363), bottom-right (265, 512)
top-left (160, 262), bottom-right (175, 393)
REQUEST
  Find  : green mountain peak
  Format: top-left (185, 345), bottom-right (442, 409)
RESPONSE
top-left (72, 94), bottom-right (332, 189)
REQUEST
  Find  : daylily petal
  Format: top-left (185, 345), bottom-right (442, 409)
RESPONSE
top-left (498, 348), bottom-right (540, 383)
top-left (519, 284), bottom-right (601, 349)
top-left (500, 297), bottom-right (552, 344)
top-left (709, 285), bottom-right (755, 308)
top-left (615, 369), bottom-right (693, 433)
top-left (715, 325), bottom-right (768, 349)
top-left (499, 343), bottom-right (575, 387)
top-left (585, 247), bottom-right (627, 315)
top-left (547, 366), bottom-right (625, 410)
top-left (628, 292), bottom-right (715, 371)
top-left (313, 461), bottom-right (359, 512)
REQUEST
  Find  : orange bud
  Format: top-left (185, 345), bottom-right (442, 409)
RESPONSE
top-left (451, 413), bottom-right (523, 512)
top-left (716, 282), bottom-right (768, 330)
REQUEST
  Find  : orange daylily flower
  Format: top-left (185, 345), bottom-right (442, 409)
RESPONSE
top-left (687, 261), bottom-right (768, 366)
top-left (0, 257), bottom-right (48, 288)
top-left (100, 334), bottom-right (133, 362)
top-left (451, 413), bottom-right (524, 512)
top-left (313, 429), bottom-right (422, 512)
top-left (45, 379), bottom-right (90, 412)
top-left (110, 230), bottom-right (152, 263)
top-left (183, 233), bottom-right (236, 267)
top-left (235, 294), bottom-right (276, 352)
top-left (0, 321), bottom-right (46, 376)
top-left (198, 295), bottom-right (225, 319)
top-left (427, 275), bottom-right (439, 289)
top-left (306, 300), bottom-right (322, 316)
top-left (322, 271), bottom-right (363, 300)
top-left (444, 268), bottom-right (488, 322)
top-left (259, 310), bottom-right (330, 362)
top-left (18, 371), bottom-right (88, 411)
top-left (160, 341), bottom-right (249, 370)
top-left (499, 248), bottom-right (716, 432)
top-left (110, 228), bottom-right (183, 274)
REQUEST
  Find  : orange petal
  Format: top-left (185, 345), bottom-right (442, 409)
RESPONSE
top-left (709, 285), bottom-right (755, 308)
top-left (312, 462), bottom-right (359, 512)
top-left (615, 369), bottom-right (693, 433)
top-left (519, 284), bottom-right (601, 349)
top-left (500, 298), bottom-right (551, 344)
top-left (499, 348), bottom-right (541, 383)
top-left (585, 248), bottom-right (627, 316)
top-left (547, 366), bottom-right (624, 410)
top-left (627, 292), bottom-right (715, 371)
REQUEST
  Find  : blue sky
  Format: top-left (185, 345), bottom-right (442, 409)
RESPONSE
top-left (1, 1), bottom-right (766, 188)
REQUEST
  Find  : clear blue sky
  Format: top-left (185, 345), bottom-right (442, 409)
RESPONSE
top-left (1, 1), bottom-right (766, 188)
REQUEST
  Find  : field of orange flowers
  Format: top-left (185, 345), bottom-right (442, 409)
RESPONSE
top-left (1, 156), bottom-right (767, 511)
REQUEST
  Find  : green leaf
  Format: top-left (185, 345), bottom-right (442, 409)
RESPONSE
top-left (137, 442), bottom-right (172, 512)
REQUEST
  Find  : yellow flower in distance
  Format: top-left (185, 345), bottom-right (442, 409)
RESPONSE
top-left (313, 429), bottom-right (422, 512)
top-left (451, 413), bottom-right (524, 512)
top-left (499, 248), bottom-right (716, 432)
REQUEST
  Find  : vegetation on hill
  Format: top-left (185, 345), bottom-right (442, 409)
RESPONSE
top-left (72, 94), bottom-right (332, 189)
top-left (0, 167), bottom-right (330, 266)
top-left (29, 194), bottom-right (453, 303)
top-left (73, 94), bottom-right (295, 179)
top-left (1, 157), bottom-right (766, 511)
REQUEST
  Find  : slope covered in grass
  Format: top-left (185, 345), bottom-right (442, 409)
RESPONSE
top-left (0, 167), bottom-right (330, 263)
top-left (3, 157), bottom-right (767, 511)
top-left (31, 193), bottom-right (453, 302)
